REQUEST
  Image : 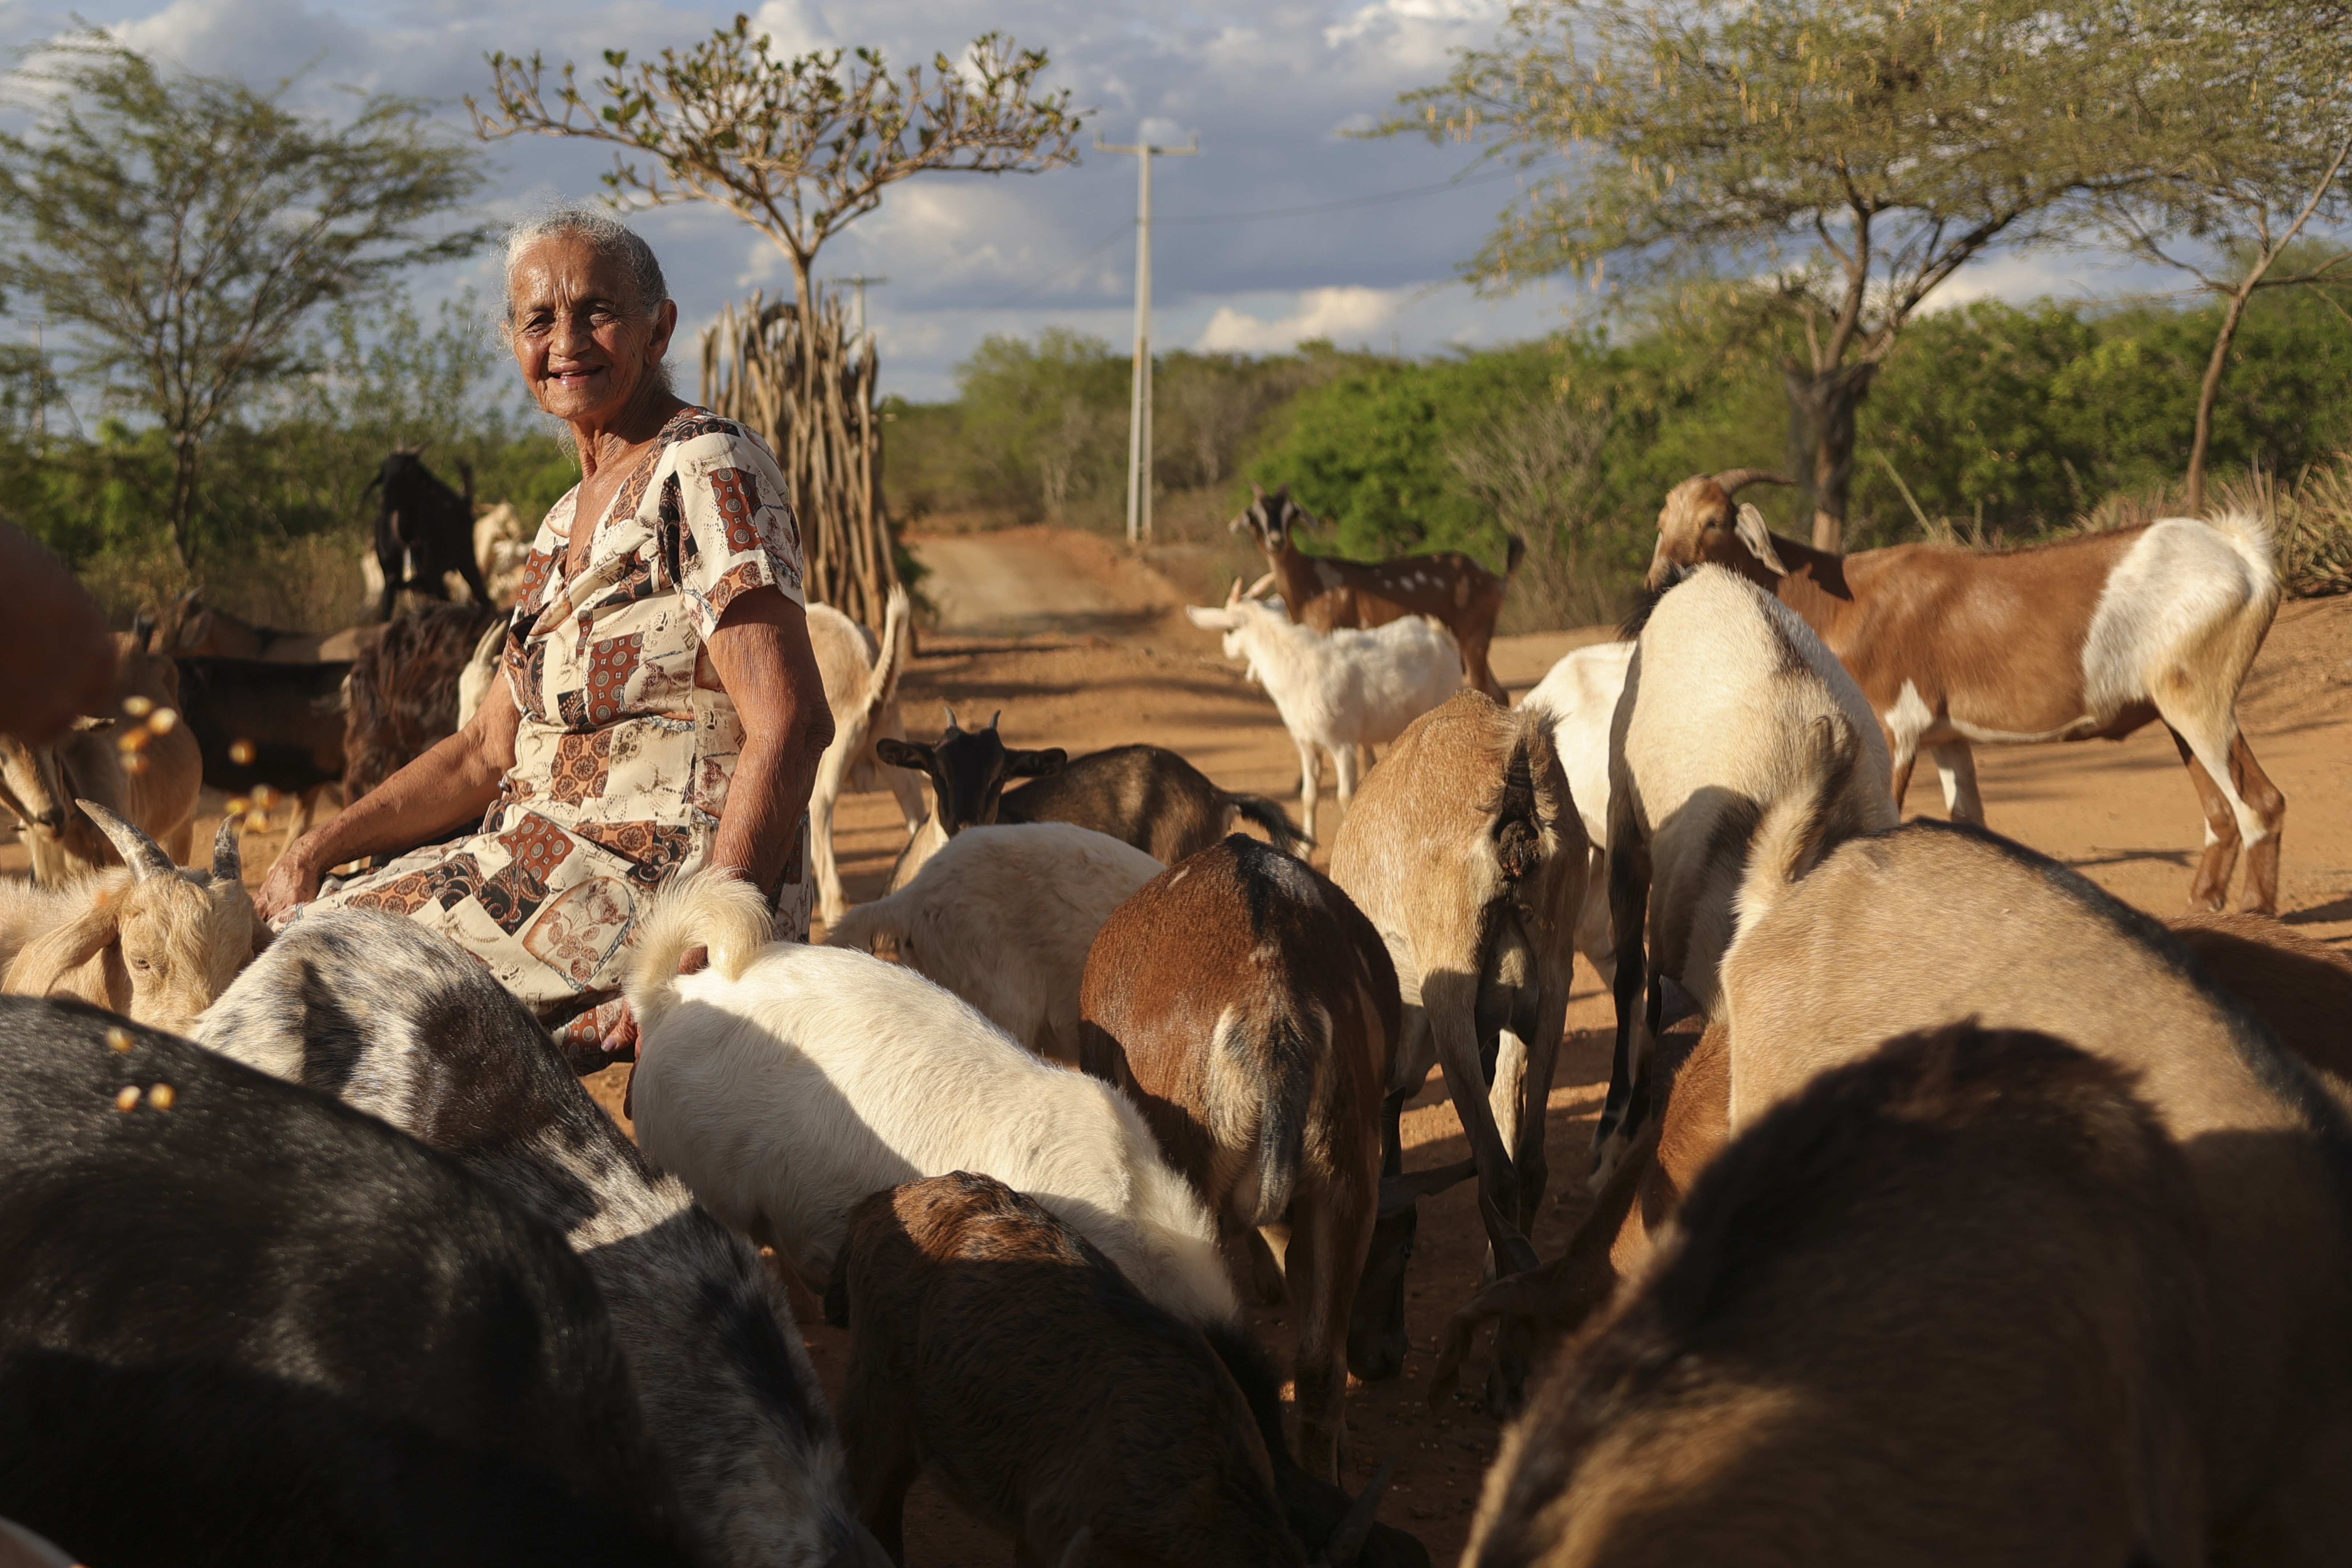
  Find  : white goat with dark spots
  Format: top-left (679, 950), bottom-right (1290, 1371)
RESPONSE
top-left (196, 912), bottom-right (884, 1568)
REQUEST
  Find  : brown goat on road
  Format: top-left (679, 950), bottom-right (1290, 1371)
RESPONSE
top-left (1079, 836), bottom-right (1393, 1481)
top-left (1464, 1024), bottom-right (2209, 1568)
top-left (1646, 470), bottom-right (2284, 911)
top-left (1233, 485), bottom-right (1522, 702)
top-left (825, 1172), bottom-right (1396, 1568)
top-left (1328, 693), bottom-right (1586, 1278)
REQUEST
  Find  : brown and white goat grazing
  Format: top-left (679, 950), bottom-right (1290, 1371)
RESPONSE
top-left (1647, 470), bottom-right (2285, 911)
top-left (1079, 836), bottom-right (1395, 1480)
top-left (0, 633), bottom-right (200, 884)
top-left (878, 713), bottom-right (1303, 889)
top-left (825, 1172), bottom-right (1399, 1568)
top-left (1328, 693), bottom-right (1586, 1274)
top-left (1717, 817), bottom-right (2352, 1557)
top-left (1595, 565), bottom-right (1894, 1180)
top-left (1464, 1024), bottom-right (2208, 1568)
top-left (1233, 484), bottom-right (1522, 701)
top-left (1, 804), bottom-right (264, 1035)
top-left (808, 589), bottom-right (926, 925)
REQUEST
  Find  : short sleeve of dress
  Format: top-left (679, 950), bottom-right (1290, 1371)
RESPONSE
top-left (666, 425), bottom-right (807, 638)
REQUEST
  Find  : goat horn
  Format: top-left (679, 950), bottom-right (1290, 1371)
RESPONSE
top-left (210, 813), bottom-right (242, 885)
top-left (987, 710), bottom-right (1001, 732)
top-left (1320, 1456), bottom-right (1398, 1567)
top-left (78, 799), bottom-right (175, 882)
top-left (942, 703), bottom-right (960, 736)
top-left (1226, 577), bottom-right (1245, 608)
top-left (1711, 468), bottom-right (1796, 497)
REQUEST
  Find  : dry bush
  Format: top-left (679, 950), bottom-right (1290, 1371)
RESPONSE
top-left (1448, 399), bottom-right (1630, 632)
top-left (80, 524), bottom-right (372, 634)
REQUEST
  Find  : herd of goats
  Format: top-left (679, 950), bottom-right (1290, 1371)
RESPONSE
top-left (0, 452), bottom-right (2342, 1568)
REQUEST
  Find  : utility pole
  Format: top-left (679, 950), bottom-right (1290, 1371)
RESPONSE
top-left (825, 274), bottom-right (889, 342)
top-left (1097, 133), bottom-right (1196, 545)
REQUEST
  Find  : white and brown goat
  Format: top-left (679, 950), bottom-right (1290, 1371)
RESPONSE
top-left (1079, 836), bottom-right (1395, 1480)
top-left (826, 1172), bottom-right (1403, 1568)
top-left (1, 803), bottom-right (264, 1036)
top-left (1595, 564), bottom-right (1895, 1177)
top-left (1648, 470), bottom-right (2285, 911)
top-left (0, 632), bottom-right (200, 884)
top-left (1234, 485), bottom-right (1522, 701)
top-left (1328, 693), bottom-right (1586, 1275)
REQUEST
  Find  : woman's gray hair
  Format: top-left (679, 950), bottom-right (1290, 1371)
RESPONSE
top-left (502, 203), bottom-right (670, 322)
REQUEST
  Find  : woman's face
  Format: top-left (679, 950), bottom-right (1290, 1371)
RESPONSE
top-left (507, 234), bottom-right (677, 428)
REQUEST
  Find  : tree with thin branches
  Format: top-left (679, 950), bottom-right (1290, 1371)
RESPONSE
top-left (1387, 0), bottom-right (2164, 550)
top-left (0, 36), bottom-right (488, 565)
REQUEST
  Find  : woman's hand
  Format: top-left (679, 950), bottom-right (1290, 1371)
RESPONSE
top-left (253, 835), bottom-right (329, 924)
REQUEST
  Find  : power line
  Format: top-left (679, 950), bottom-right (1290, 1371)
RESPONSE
top-left (984, 226), bottom-right (1130, 311)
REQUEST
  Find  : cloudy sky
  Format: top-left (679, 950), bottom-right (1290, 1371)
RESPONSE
top-left (0, 0), bottom-right (2105, 402)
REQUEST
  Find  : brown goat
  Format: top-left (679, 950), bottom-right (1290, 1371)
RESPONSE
top-left (1646, 470), bottom-right (2285, 912)
top-left (1328, 693), bottom-right (1586, 1274)
top-left (1, 805), bottom-right (264, 1036)
top-left (1463, 1024), bottom-right (2209, 1568)
top-left (343, 601), bottom-right (498, 803)
top-left (1720, 818), bottom-right (2352, 1556)
top-left (1233, 485), bottom-right (1522, 702)
top-left (0, 632), bottom-right (200, 885)
top-left (825, 1171), bottom-right (1394, 1568)
top-left (1080, 836), bottom-right (1394, 1480)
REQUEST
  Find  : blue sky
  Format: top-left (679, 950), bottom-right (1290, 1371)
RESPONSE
top-left (0, 0), bottom-right (2119, 402)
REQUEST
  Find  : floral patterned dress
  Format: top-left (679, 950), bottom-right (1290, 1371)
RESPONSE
top-left (294, 408), bottom-right (811, 1048)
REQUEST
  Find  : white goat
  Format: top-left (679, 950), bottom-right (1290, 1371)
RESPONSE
top-left (1185, 585), bottom-right (1462, 842)
top-left (807, 589), bottom-right (926, 926)
top-left (1594, 565), bottom-right (1896, 1179)
top-left (825, 823), bottom-right (1162, 1065)
top-left (1517, 640), bottom-right (1637, 983)
top-left (2, 804), bottom-right (264, 1036)
top-left (625, 873), bottom-right (1240, 1332)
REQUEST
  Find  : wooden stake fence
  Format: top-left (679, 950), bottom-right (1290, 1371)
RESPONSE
top-left (700, 291), bottom-right (897, 631)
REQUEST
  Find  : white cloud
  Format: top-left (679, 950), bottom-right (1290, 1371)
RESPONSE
top-left (1199, 285), bottom-right (1405, 352)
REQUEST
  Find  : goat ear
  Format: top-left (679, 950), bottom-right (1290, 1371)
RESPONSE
top-left (1734, 503), bottom-right (1789, 575)
top-left (6, 896), bottom-right (121, 1000)
top-left (1273, 483), bottom-right (1290, 502)
top-left (1006, 748), bottom-right (1065, 779)
top-left (874, 738), bottom-right (934, 772)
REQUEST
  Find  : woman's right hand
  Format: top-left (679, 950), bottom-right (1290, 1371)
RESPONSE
top-left (253, 835), bottom-right (329, 923)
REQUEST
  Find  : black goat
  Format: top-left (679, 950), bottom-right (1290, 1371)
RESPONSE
top-left (0, 996), bottom-right (697, 1568)
top-left (172, 657), bottom-right (350, 796)
top-left (368, 448), bottom-right (486, 621)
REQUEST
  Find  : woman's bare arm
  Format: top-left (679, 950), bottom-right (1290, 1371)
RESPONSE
top-left (253, 675), bottom-right (522, 920)
top-left (702, 586), bottom-right (836, 891)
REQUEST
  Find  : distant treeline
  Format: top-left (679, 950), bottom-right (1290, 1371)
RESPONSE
top-left (885, 285), bottom-right (2352, 623)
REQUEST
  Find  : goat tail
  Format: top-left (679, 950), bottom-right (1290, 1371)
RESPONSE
top-left (820, 894), bottom-right (906, 956)
top-left (1223, 790), bottom-right (1312, 855)
top-left (628, 870), bottom-right (773, 1036)
top-left (1208, 1005), bottom-right (1317, 1229)
top-left (1503, 532), bottom-right (1527, 577)
top-left (864, 585), bottom-right (912, 720)
top-left (2201, 507), bottom-right (2282, 606)
top-left (1735, 713), bottom-right (1864, 934)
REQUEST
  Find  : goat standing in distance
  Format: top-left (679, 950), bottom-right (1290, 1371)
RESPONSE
top-left (1233, 483), bottom-right (1522, 702)
top-left (826, 1172), bottom-right (1400, 1568)
top-left (1079, 835), bottom-right (1393, 1480)
top-left (1328, 692), bottom-right (1586, 1282)
top-left (1463, 1024), bottom-right (2208, 1568)
top-left (0, 805), bottom-right (263, 1037)
top-left (1594, 564), bottom-right (1896, 1180)
top-left (876, 709), bottom-right (1304, 889)
top-left (196, 912), bottom-right (884, 1568)
top-left (367, 447), bottom-right (489, 623)
top-left (1649, 468), bottom-right (2286, 912)
top-left (1187, 586), bottom-right (1463, 845)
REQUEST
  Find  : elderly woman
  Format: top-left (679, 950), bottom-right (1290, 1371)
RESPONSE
top-left (255, 206), bottom-right (834, 1068)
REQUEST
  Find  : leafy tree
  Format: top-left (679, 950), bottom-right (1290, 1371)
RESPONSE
top-left (1387, 0), bottom-right (2165, 550)
top-left (2090, 2), bottom-right (2352, 510)
top-left (475, 18), bottom-right (1083, 335)
top-left (0, 35), bottom-right (489, 563)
